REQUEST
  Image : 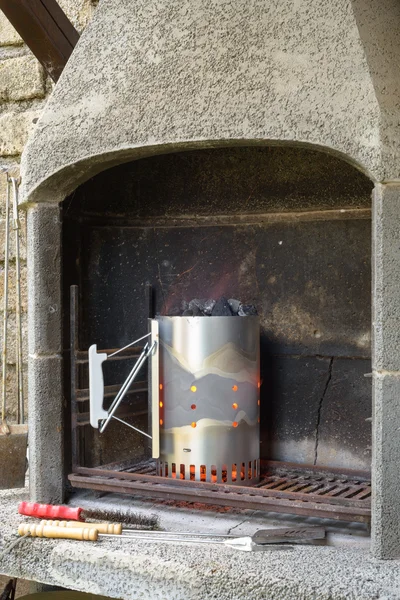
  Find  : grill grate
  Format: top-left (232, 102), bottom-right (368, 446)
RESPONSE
top-left (69, 459), bottom-right (371, 524)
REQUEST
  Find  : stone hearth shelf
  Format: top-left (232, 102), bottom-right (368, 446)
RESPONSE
top-left (1, 488), bottom-right (400, 600)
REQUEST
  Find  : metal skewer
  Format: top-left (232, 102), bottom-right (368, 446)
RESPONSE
top-left (18, 524), bottom-right (293, 552)
top-left (121, 530), bottom-right (237, 538)
top-left (98, 534), bottom-right (293, 551)
top-left (39, 521), bottom-right (325, 544)
top-left (40, 519), bottom-right (236, 537)
top-left (1, 176), bottom-right (11, 432)
top-left (10, 178), bottom-right (24, 424)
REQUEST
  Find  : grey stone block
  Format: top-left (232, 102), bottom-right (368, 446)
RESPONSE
top-left (0, 56), bottom-right (45, 101)
top-left (0, 110), bottom-right (42, 157)
top-left (371, 372), bottom-right (400, 559)
top-left (372, 184), bottom-right (400, 372)
top-left (27, 203), bottom-right (62, 355)
top-left (28, 354), bottom-right (63, 504)
top-left (0, 13), bottom-right (22, 46)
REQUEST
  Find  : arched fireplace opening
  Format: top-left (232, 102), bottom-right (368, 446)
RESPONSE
top-left (61, 144), bottom-right (373, 519)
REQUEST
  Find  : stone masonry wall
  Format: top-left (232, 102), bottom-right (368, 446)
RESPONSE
top-left (0, 0), bottom-right (98, 422)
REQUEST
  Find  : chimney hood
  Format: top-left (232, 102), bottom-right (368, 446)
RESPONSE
top-left (19, 0), bottom-right (400, 205)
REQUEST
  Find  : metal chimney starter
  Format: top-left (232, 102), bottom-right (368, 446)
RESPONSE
top-left (156, 316), bottom-right (260, 485)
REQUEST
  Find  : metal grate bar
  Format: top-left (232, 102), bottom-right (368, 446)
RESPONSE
top-left (69, 459), bottom-right (371, 524)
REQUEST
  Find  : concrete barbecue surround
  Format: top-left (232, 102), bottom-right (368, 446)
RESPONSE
top-left (6, 0), bottom-right (400, 596)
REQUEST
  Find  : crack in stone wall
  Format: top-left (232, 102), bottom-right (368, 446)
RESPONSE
top-left (313, 357), bottom-right (334, 465)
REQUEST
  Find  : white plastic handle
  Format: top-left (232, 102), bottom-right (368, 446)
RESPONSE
top-left (88, 344), bottom-right (108, 428)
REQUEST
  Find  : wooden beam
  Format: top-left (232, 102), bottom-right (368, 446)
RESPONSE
top-left (0, 0), bottom-right (80, 82)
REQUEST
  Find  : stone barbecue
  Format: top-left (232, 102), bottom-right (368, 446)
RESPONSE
top-left (7, 3), bottom-right (400, 593)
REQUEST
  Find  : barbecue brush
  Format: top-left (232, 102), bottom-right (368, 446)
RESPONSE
top-left (18, 502), bottom-right (158, 529)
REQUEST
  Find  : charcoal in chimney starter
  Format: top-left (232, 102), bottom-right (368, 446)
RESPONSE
top-left (211, 296), bottom-right (233, 316)
top-left (238, 304), bottom-right (258, 316)
top-left (203, 299), bottom-right (216, 315)
top-left (228, 298), bottom-right (240, 315)
top-left (182, 309), bottom-right (194, 316)
top-left (189, 299), bottom-right (207, 313)
top-left (181, 300), bottom-right (189, 312)
top-left (191, 304), bottom-right (203, 317)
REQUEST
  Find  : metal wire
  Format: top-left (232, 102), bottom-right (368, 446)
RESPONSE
top-left (120, 530), bottom-right (236, 538)
top-left (99, 533), bottom-right (227, 545)
top-left (11, 178), bottom-right (24, 424)
top-left (97, 534), bottom-right (293, 551)
top-left (100, 341), bottom-right (155, 434)
top-left (1, 176), bottom-right (10, 426)
top-left (107, 333), bottom-right (151, 358)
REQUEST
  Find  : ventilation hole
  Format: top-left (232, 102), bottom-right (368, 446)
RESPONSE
top-left (190, 465), bottom-right (196, 481)
top-left (248, 461), bottom-right (252, 479)
top-left (232, 464), bottom-right (237, 482)
top-left (191, 404), bottom-right (196, 410)
top-left (232, 421), bottom-right (238, 428)
top-left (159, 419), bottom-right (163, 426)
top-left (318, 485), bottom-right (338, 496)
top-left (191, 422), bottom-right (197, 428)
top-left (159, 401), bottom-right (163, 408)
top-left (200, 465), bottom-right (206, 482)
top-left (268, 481), bottom-right (288, 490)
top-left (241, 462), bottom-right (246, 480)
top-left (360, 491), bottom-right (371, 500)
top-left (257, 399), bottom-right (260, 406)
top-left (344, 489), bottom-right (364, 499)
top-left (254, 460), bottom-right (257, 477)
top-left (232, 403), bottom-right (238, 410)
top-left (257, 417), bottom-right (260, 423)
top-left (258, 381), bottom-right (261, 389)
top-left (172, 463), bottom-right (176, 479)
top-left (190, 385), bottom-right (197, 392)
top-left (332, 487), bottom-right (350, 497)
top-left (164, 462), bottom-right (168, 477)
top-left (180, 464), bottom-right (185, 480)
top-left (211, 465), bottom-right (217, 483)
top-left (159, 383), bottom-right (163, 390)
top-left (222, 464), bottom-right (228, 483)
top-left (232, 385), bottom-right (238, 392)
